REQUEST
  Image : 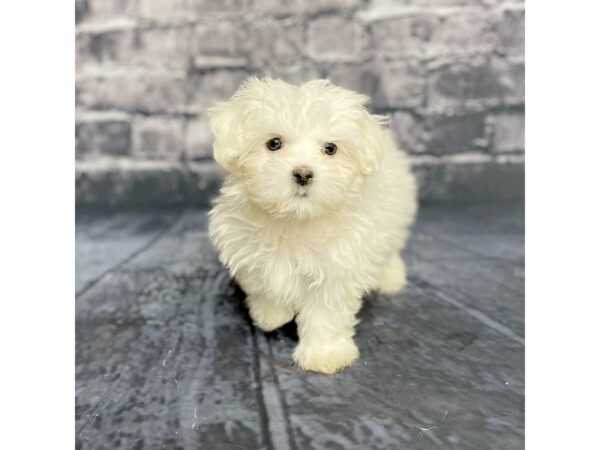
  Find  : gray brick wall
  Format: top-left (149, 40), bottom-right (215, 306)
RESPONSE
top-left (76, 0), bottom-right (524, 207)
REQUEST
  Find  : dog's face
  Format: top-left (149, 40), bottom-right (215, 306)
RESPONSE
top-left (208, 78), bottom-right (387, 219)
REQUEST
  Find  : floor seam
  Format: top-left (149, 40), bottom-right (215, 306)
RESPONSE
top-left (266, 337), bottom-right (298, 450)
top-left (250, 327), bottom-right (276, 450)
top-left (76, 211), bottom-right (186, 437)
top-left (75, 209), bottom-right (186, 298)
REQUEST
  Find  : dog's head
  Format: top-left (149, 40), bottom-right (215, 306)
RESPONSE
top-left (208, 77), bottom-right (387, 219)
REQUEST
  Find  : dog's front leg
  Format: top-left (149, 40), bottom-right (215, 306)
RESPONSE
top-left (292, 294), bottom-right (361, 374)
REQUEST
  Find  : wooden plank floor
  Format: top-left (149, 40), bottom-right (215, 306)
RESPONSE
top-left (76, 202), bottom-right (524, 450)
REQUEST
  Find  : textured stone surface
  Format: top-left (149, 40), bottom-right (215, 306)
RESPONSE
top-left (390, 111), bottom-right (428, 154)
top-left (76, 113), bottom-right (131, 158)
top-left (414, 156), bottom-right (525, 201)
top-left (76, 202), bottom-right (524, 449)
top-left (76, 71), bottom-right (190, 115)
top-left (243, 19), bottom-right (305, 67)
top-left (75, 160), bottom-right (223, 208)
top-left (131, 117), bottom-right (186, 160)
top-left (370, 9), bottom-right (496, 58)
top-left (498, 6), bottom-right (525, 54)
top-left (184, 116), bottom-right (214, 161)
top-left (425, 112), bottom-right (489, 155)
top-left (491, 112), bottom-right (525, 153)
top-left (307, 17), bottom-right (364, 61)
top-left (75, 0), bottom-right (525, 204)
top-left (372, 60), bottom-right (426, 109)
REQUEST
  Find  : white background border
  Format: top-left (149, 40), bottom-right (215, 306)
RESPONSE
top-left (0, 1), bottom-right (74, 448)
top-left (1, 1), bottom-right (600, 448)
top-left (527, 1), bottom-right (600, 448)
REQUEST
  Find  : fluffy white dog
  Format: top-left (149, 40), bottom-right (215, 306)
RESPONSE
top-left (208, 78), bottom-right (417, 374)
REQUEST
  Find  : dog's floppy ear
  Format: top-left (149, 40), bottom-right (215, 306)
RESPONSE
top-left (207, 77), bottom-right (264, 171)
top-left (357, 112), bottom-right (387, 175)
top-left (206, 101), bottom-right (239, 171)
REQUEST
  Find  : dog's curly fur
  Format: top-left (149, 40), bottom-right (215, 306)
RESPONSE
top-left (208, 78), bottom-right (417, 374)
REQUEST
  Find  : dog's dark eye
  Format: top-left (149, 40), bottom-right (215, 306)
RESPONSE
top-left (266, 137), bottom-right (282, 151)
top-left (323, 142), bottom-right (337, 156)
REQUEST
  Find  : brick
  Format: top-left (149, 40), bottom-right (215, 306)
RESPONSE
top-left (307, 17), bottom-right (364, 60)
top-left (244, 19), bottom-right (304, 67)
top-left (370, 14), bottom-right (438, 58)
top-left (129, 75), bottom-right (189, 114)
top-left (78, 0), bottom-right (138, 23)
top-left (131, 117), bottom-right (185, 160)
top-left (185, 117), bottom-right (214, 161)
top-left (76, 30), bottom-right (137, 68)
top-left (76, 113), bottom-right (131, 158)
top-left (77, 26), bottom-right (192, 70)
top-left (433, 11), bottom-right (495, 54)
top-left (390, 112), bottom-right (428, 154)
top-left (371, 11), bottom-right (494, 58)
top-left (137, 27), bottom-right (193, 70)
top-left (503, 58), bottom-right (524, 105)
top-left (491, 112), bottom-right (524, 153)
top-left (498, 7), bottom-right (525, 53)
top-left (186, 70), bottom-right (248, 113)
top-left (425, 113), bottom-right (489, 155)
top-left (193, 21), bottom-right (244, 58)
top-left (77, 72), bottom-right (189, 114)
top-left (75, 0), bottom-right (89, 24)
top-left (251, 0), bottom-right (361, 16)
top-left (428, 59), bottom-right (503, 106)
top-left (323, 63), bottom-right (378, 98)
top-left (427, 56), bottom-right (524, 111)
top-left (139, 0), bottom-right (189, 20)
top-left (372, 60), bottom-right (426, 109)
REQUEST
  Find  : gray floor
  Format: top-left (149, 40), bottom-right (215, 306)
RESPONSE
top-left (76, 202), bottom-right (524, 450)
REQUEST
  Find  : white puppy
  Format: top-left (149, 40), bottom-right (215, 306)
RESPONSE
top-left (208, 78), bottom-right (417, 374)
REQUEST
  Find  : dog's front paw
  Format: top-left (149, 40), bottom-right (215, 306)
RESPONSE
top-left (292, 338), bottom-right (359, 374)
top-left (246, 295), bottom-right (295, 332)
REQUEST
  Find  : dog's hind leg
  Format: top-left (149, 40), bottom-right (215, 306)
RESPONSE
top-left (246, 293), bottom-right (295, 332)
top-left (378, 253), bottom-right (407, 294)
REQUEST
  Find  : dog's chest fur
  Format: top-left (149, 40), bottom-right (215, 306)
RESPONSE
top-left (209, 205), bottom-right (384, 300)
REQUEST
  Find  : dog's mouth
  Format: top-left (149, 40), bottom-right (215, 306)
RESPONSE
top-left (293, 186), bottom-right (310, 198)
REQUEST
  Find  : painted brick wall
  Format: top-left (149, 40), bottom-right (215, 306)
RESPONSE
top-left (76, 0), bottom-right (524, 207)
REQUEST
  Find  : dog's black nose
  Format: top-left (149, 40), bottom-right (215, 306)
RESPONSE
top-left (292, 167), bottom-right (314, 186)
